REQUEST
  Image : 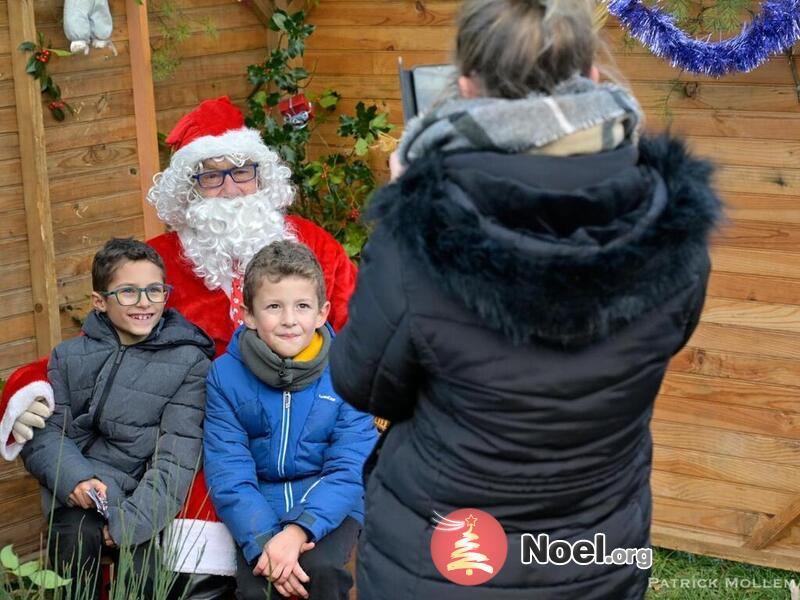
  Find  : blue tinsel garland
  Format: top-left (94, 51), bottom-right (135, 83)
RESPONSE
top-left (606, 0), bottom-right (800, 76)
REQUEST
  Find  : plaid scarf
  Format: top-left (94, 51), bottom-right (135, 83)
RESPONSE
top-left (398, 75), bottom-right (642, 165)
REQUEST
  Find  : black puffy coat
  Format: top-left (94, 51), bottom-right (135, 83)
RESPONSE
top-left (330, 136), bottom-right (721, 599)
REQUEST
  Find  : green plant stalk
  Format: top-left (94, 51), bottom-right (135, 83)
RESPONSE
top-left (149, 0), bottom-right (219, 82)
top-left (2, 425), bottom-right (211, 599)
top-left (245, 6), bottom-right (394, 260)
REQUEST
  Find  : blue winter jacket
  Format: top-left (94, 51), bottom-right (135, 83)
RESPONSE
top-left (204, 325), bottom-right (378, 563)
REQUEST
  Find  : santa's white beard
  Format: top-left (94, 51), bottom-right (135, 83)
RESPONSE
top-left (177, 190), bottom-right (294, 291)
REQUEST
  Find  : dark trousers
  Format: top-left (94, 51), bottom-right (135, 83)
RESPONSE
top-left (49, 507), bottom-right (159, 600)
top-left (235, 517), bottom-right (360, 600)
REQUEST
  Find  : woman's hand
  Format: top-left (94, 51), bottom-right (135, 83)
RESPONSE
top-left (389, 151), bottom-right (406, 182)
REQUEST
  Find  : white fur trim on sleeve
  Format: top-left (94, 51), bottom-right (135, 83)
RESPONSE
top-left (163, 519), bottom-right (237, 576)
top-left (0, 381), bottom-right (55, 461)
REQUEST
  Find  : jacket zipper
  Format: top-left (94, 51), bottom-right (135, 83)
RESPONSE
top-left (278, 390), bottom-right (291, 478)
top-left (279, 390), bottom-right (292, 511)
top-left (92, 346), bottom-right (127, 431)
top-left (284, 482), bottom-right (294, 513)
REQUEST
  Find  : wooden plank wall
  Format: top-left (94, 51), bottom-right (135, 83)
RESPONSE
top-left (0, 0), bottom-right (44, 559)
top-left (152, 0), bottom-right (267, 150)
top-left (0, 0), bottom-right (267, 557)
top-left (0, 0), bottom-right (40, 386)
top-left (303, 0), bottom-right (800, 571)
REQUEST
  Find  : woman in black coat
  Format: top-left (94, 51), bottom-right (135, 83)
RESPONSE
top-left (330, 0), bottom-right (721, 598)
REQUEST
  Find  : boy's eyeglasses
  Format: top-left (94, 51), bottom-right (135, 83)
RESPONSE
top-left (192, 163), bottom-right (259, 189)
top-left (101, 284), bottom-right (173, 306)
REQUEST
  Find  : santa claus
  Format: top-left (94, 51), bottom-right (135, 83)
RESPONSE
top-left (0, 96), bottom-right (356, 578)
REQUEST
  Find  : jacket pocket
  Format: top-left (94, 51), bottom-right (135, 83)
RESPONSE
top-left (235, 398), bottom-right (273, 440)
top-left (235, 397), bottom-right (275, 477)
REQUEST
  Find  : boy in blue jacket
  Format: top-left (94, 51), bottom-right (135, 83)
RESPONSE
top-left (203, 241), bottom-right (377, 600)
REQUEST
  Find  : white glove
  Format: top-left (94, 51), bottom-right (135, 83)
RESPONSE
top-left (11, 397), bottom-right (53, 444)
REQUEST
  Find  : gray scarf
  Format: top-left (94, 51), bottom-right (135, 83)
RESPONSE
top-left (239, 326), bottom-right (331, 391)
top-left (398, 75), bottom-right (642, 165)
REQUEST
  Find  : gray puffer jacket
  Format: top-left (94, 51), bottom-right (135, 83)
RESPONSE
top-left (22, 308), bottom-right (215, 546)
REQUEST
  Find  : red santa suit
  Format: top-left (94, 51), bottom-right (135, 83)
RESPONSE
top-left (0, 97), bottom-right (357, 576)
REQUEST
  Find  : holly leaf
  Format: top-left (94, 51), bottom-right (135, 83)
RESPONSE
top-left (342, 234), bottom-right (367, 258)
top-left (17, 561), bottom-right (39, 578)
top-left (28, 569), bottom-right (71, 589)
top-left (270, 11), bottom-right (288, 32)
top-left (18, 41), bottom-right (36, 52)
top-left (25, 58), bottom-right (38, 74)
top-left (346, 222), bottom-right (368, 243)
top-left (247, 64), bottom-right (268, 87)
top-left (49, 48), bottom-right (72, 57)
top-left (338, 115), bottom-right (356, 136)
top-left (307, 171), bottom-right (322, 187)
top-left (288, 37), bottom-right (305, 58)
top-left (354, 137), bottom-right (369, 156)
top-left (0, 545), bottom-right (19, 571)
top-left (280, 144), bottom-right (296, 164)
top-left (291, 10), bottom-right (307, 26)
top-left (369, 113), bottom-right (387, 129)
top-left (317, 89), bottom-right (340, 109)
top-left (52, 107), bottom-right (66, 121)
top-left (291, 67), bottom-right (309, 81)
top-left (252, 90), bottom-right (268, 106)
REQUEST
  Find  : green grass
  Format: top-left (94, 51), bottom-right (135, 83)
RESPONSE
top-left (647, 547), bottom-right (799, 599)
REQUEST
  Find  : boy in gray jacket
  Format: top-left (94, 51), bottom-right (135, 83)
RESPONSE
top-left (22, 238), bottom-right (215, 598)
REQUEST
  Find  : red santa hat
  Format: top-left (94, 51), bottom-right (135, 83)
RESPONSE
top-left (164, 96), bottom-right (268, 170)
top-left (0, 357), bottom-right (54, 461)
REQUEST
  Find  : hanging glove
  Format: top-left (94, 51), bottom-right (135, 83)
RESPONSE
top-left (11, 397), bottom-right (53, 444)
top-left (63, 0), bottom-right (113, 55)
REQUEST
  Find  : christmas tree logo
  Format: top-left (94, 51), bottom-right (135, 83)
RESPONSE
top-left (430, 508), bottom-right (508, 586)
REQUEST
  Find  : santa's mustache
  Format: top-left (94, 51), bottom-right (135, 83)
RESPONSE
top-left (185, 194), bottom-right (282, 234)
top-left (178, 190), bottom-right (293, 290)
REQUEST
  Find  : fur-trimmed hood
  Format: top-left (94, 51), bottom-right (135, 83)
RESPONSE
top-left (369, 135), bottom-right (722, 347)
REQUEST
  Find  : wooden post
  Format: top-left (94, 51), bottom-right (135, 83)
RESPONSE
top-left (126, 0), bottom-right (164, 239)
top-left (8, 0), bottom-right (61, 355)
top-left (248, 0), bottom-right (274, 27)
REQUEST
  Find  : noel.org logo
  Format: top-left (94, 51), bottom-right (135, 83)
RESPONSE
top-left (429, 508), bottom-right (508, 586)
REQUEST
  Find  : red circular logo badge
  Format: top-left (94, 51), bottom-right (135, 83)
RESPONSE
top-left (430, 508), bottom-right (507, 586)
